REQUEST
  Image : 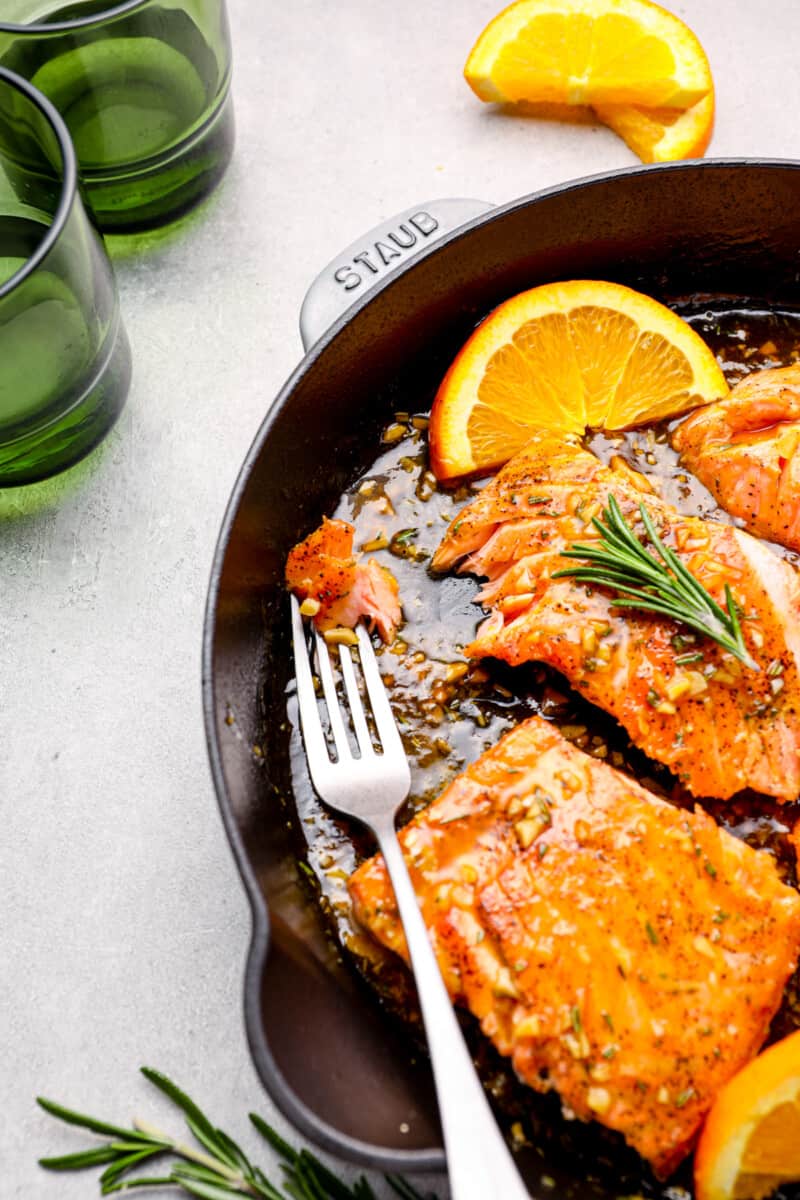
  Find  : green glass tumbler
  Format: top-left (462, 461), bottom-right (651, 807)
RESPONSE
top-left (0, 1), bottom-right (234, 233)
top-left (0, 67), bottom-right (130, 485)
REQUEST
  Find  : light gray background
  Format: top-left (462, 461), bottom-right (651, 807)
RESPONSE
top-left (4, 1), bottom-right (800, 1195)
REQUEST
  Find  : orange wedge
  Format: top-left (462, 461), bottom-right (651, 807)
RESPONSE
top-left (509, 93), bottom-right (715, 162)
top-left (465, 0), bottom-right (713, 110)
top-left (595, 91), bottom-right (715, 162)
top-left (695, 1030), bottom-right (800, 1200)
top-left (428, 280), bottom-right (728, 482)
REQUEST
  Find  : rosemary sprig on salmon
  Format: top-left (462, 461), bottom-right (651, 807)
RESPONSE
top-left (553, 495), bottom-right (758, 671)
top-left (433, 435), bottom-right (800, 801)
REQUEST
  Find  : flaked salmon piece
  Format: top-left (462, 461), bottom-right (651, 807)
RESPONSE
top-left (672, 365), bottom-right (800, 552)
top-left (432, 435), bottom-right (800, 802)
top-left (349, 717), bottom-right (800, 1178)
top-left (286, 517), bottom-right (401, 642)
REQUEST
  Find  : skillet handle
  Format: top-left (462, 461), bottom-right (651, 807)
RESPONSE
top-left (299, 198), bottom-right (493, 350)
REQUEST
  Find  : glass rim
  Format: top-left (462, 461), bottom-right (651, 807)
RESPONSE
top-left (0, 67), bottom-right (77, 301)
top-left (0, 0), bottom-right (149, 34)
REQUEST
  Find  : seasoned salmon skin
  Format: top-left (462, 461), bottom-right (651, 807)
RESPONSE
top-left (349, 717), bottom-right (800, 1177)
top-left (673, 364), bottom-right (800, 552)
top-left (432, 436), bottom-right (800, 802)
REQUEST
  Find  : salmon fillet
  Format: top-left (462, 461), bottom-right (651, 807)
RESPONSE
top-left (673, 365), bottom-right (800, 552)
top-left (286, 517), bottom-right (401, 642)
top-left (348, 717), bottom-right (800, 1177)
top-left (432, 435), bottom-right (800, 802)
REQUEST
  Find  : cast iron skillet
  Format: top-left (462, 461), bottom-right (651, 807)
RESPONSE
top-left (203, 160), bottom-right (800, 1196)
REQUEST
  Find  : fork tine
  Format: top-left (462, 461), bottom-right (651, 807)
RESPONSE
top-left (338, 644), bottom-right (375, 757)
top-left (313, 630), bottom-right (352, 761)
top-left (355, 623), bottom-right (406, 756)
top-left (290, 596), bottom-right (330, 767)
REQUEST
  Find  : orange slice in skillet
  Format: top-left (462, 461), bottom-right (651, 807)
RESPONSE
top-left (464, 0), bottom-right (713, 110)
top-left (428, 280), bottom-right (728, 482)
top-left (694, 1030), bottom-right (800, 1200)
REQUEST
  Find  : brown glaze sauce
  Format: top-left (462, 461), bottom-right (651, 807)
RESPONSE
top-left (285, 304), bottom-right (800, 1199)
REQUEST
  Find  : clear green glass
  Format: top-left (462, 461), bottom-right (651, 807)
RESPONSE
top-left (0, 67), bottom-right (130, 485)
top-left (0, 0), bottom-right (234, 232)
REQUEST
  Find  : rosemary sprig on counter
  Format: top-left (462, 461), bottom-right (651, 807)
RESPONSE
top-left (553, 495), bottom-right (758, 671)
top-left (37, 1066), bottom-right (439, 1199)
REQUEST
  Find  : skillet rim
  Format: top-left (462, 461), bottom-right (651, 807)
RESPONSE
top-left (202, 155), bottom-right (800, 1176)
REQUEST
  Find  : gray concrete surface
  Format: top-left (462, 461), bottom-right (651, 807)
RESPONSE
top-left (3, 0), bottom-right (800, 1195)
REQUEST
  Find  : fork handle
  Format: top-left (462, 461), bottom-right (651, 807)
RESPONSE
top-left (374, 820), bottom-right (531, 1200)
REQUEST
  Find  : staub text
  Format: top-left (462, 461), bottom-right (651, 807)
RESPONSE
top-left (333, 211), bottom-right (440, 291)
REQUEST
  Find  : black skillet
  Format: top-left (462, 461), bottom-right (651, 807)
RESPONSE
top-left (202, 160), bottom-right (800, 1198)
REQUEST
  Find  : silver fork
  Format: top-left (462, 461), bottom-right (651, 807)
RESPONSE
top-left (290, 597), bottom-right (530, 1199)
